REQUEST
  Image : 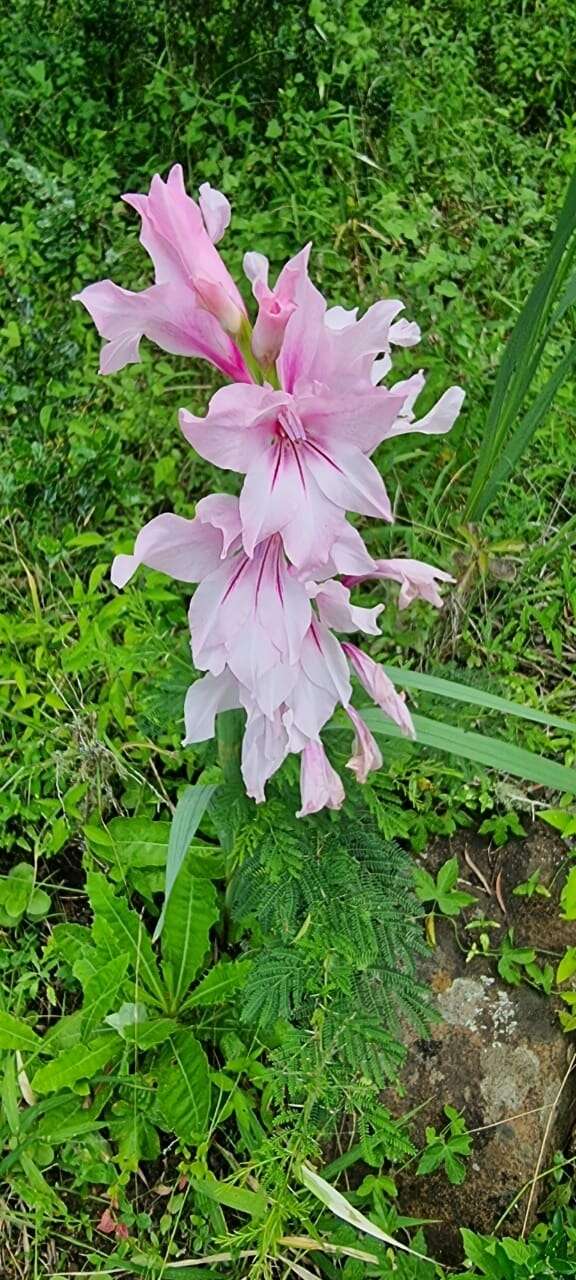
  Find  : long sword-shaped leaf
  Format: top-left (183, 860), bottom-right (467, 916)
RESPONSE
top-left (382, 666), bottom-right (576, 734)
top-left (466, 166), bottom-right (576, 519)
top-left (474, 342), bottom-right (576, 516)
top-left (361, 710), bottom-right (576, 794)
top-left (153, 783), bottom-right (217, 942)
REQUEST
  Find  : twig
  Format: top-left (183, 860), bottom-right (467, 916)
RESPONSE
top-left (521, 1051), bottom-right (576, 1236)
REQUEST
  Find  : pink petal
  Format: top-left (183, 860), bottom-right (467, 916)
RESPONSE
top-left (304, 440), bottom-right (393, 522)
top-left (343, 644), bottom-right (415, 738)
top-left (111, 512), bottom-right (225, 589)
top-left (179, 384), bottom-right (288, 473)
top-left (308, 579), bottom-right (383, 635)
top-left (297, 741), bottom-right (345, 817)
top-left (241, 707), bottom-right (290, 803)
top-left (346, 706), bottom-right (383, 782)
top-left (297, 385), bottom-right (407, 455)
top-left (301, 621), bottom-right (351, 708)
top-left (192, 276), bottom-right (244, 335)
top-left (344, 556), bottom-right (454, 609)
top-left (277, 273), bottom-right (327, 394)
top-left (198, 182), bottom-right (231, 244)
top-left (74, 279), bottom-right (250, 382)
top-left (244, 247), bottom-right (311, 367)
top-left (122, 165), bottom-right (245, 315)
top-left (182, 670), bottom-right (241, 746)
top-left (389, 379), bottom-right (465, 438)
top-left (196, 494), bottom-right (242, 557)
top-left (239, 442), bottom-right (307, 557)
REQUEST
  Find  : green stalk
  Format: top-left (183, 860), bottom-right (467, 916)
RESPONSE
top-left (217, 709), bottom-right (244, 790)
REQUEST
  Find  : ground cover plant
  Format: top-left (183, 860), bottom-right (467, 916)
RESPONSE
top-left (1, 0), bottom-right (576, 1276)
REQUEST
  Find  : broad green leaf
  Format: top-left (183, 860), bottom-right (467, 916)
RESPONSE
top-left (382, 665), bottom-right (576, 736)
top-left (191, 1174), bottom-right (267, 1218)
top-left (184, 958), bottom-right (251, 1010)
top-left (87, 872), bottom-right (165, 1004)
top-left (124, 1018), bottom-right (180, 1051)
top-left (104, 1003), bottom-right (179, 1050)
top-left (81, 954), bottom-right (129, 1038)
top-left (49, 923), bottom-right (92, 968)
top-left (156, 1032), bottom-right (211, 1142)
top-left (106, 816), bottom-right (170, 869)
top-left (32, 1033), bottom-right (122, 1094)
top-left (154, 784), bottom-right (217, 941)
top-left (362, 710), bottom-right (576, 794)
top-left (162, 863), bottom-right (218, 1005)
top-left (0, 1011), bottom-right (42, 1054)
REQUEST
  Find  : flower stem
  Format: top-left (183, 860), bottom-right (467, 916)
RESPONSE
top-left (217, 709), bottom-right (243, 789)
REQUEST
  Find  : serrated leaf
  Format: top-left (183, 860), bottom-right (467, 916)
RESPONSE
top-left (82, 954), bottom-right (129, 1038)
top-left (32, 1033), bottom-right (122, 1094)
top-left (154, 785), bottom-right (217, 941)
top-left (184, 958), bottom-right (251, 1010)
top-left (156, 1032), bottom-right (211, 1142)
top-left (49, 923), bottom-right (92, 968)
top-left (87, 873), bottom-right (165, 1004)
top-left (162, 864), bottom-right (218, 1005)
top-left (0, 1011), bottom-right (42, 1053)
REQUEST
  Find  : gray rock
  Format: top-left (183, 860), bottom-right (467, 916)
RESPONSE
top-left (384, 821), bottom-right (576, 1264)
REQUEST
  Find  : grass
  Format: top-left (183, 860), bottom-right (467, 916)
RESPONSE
top-left (1, 0), bottom-right (576, 1272)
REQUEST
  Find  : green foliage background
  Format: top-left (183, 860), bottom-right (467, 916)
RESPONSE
top-left (2, 0), bottom-right (576, 862)
top-left (1, 1), bottom-right (576, 1271)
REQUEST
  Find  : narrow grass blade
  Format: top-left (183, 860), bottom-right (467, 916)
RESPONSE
top-left (362, 710), bottom-right (576, 794)
top-left (382, 665), bottom-right (576, 735)
top-left (475, 342), bottom-right (576, 516)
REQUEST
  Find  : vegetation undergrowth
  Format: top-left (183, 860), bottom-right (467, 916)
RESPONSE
top-left (1, 0), bottom-right (576, 1275)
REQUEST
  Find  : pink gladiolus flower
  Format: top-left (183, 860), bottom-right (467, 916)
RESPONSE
top-left (179, 281), bottom-right (464, 569)
top-left (80, 165), bottom-right (466, 816)
top-left (74, 165), bottom-right (250, 380)
top-left (297, 741), bottom-right (346, 817)
top-left (346, 706), bottom-right (383, 783)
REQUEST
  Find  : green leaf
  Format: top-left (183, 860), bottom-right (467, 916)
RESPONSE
top-left (156, 1032), bottom-right (211, 1142)
top-left (32, 1033), bottom-right (121, 1093)
top-left (154, 784), bottom-right (217, 941)
top-left (162, 863), bottom-right (218, 1006)
top-left (561, 867), bottom-right (576, 920)
top-left (184, 958), bottom-right (251, 1010)
top-left (105, 816), bottom-right (171, 868)
top-left (362, 709), bottom-right (576, 794)
top-left (191, 1174), bottom-right (267, 1218)
top-left (557, 947), bottom-right (576, 984)
top-left (465, 166), bottom-right (576, 519)
top-left (382, 665), bottom-right (576, 736)
top-left (0, 1011), bottom-right (42, 1053)
top-left (542, 808), bottom-right (576, 836)
top-left (87, 872), bottom-right (165, 1004)
top-left (81, 954), bottom-right (130, 1038)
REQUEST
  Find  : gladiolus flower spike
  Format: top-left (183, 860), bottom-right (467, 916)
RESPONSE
top-left (76, 165), bottom-right (464, 816)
